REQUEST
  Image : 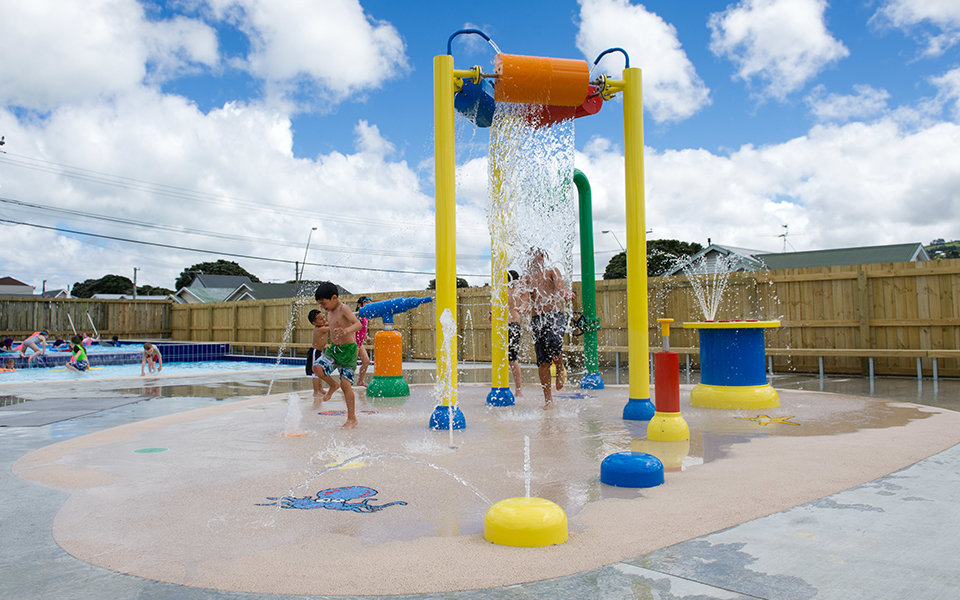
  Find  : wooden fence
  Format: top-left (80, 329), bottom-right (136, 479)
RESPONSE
top-left (0, 297), bottom-right (171, 340)
top-left (167, 258), bottom-right (960, 377)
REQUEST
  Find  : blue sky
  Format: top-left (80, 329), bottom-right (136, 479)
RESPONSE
top-left (1, 0), bottom-right (959, 294)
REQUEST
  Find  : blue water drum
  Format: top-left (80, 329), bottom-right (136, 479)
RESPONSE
top-left (684, 321), bottom-right (781, 409)
top-left (698, 326), bottom-right (768, 386)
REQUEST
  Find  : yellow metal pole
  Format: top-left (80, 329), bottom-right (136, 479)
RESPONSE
top-left (621, 66), bottom-right (654, 420)
top-left (490, 249), bottom-right (509, 379)
top-left (434, 54), bottom-right (458, 408)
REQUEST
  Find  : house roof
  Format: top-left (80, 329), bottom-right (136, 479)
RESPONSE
top-left (42, 289), bottom-right (68, 298)
top-left (665, 242), bottom-right (930, 275)
top-left (188, 274), bottom-right (252, 289)
top-left (665, 244), bottom-right (772, 275)
top-left (754, 243), bottom-right (929, 270)
top-left (173, 287), bottom-right (235, 304)
top-left (0, 276), bottom-right (31, 286)
top-left (224, 283), bottom-right (304, 302)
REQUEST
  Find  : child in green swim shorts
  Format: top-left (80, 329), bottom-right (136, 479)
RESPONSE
top-left (315, 281), bottom-right (363, 429)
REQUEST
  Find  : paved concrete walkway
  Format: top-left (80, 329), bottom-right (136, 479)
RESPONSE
top-left (2, 371), bottom-right (958, 599)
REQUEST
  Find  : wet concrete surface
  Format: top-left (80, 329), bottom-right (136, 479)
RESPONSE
top-left (2, 365), bottom-right (960, 598)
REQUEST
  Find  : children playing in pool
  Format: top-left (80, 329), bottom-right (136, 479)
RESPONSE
top-left (313, 282), bottom-right (362, 429)
top-left (306, 309), bottom-right (330, 401)
top-left (65, 336), bottom-right (90, 373)
top-left (141, 342), bottom-right (163, 376)
top-left (16, 330), bottom-right (48, 364)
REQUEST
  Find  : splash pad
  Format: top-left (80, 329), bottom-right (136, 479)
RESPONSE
top-left (13, 382), bottom-right (960, 595)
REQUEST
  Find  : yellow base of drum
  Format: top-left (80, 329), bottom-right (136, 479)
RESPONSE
top-left (647, 411), bottom-right (689, 442)
top-left (484, 497), bottom-right (568, 547)
top-left (690, 383), bottom-right (779, 409)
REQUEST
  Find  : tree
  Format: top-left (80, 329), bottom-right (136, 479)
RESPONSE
top-left (927, 239), bottom-right (960, 260)
top-left (648, 239), bottom-right (703, 276)
top-left (427, 278), bottom-right (469, 289)
top-left (175, 260), bottom-right (261, 290)
top-left (602, 239), bottom-right (704, 279)
top-left (137, 285), bottom-right (174, 296)
top-left (71, 274), bottom-right (134, 298)
top-left (603, 252), bottom-right (626, 280)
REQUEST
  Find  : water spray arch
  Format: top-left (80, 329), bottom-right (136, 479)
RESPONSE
top-left (431, 33), bottom-right (654, 430)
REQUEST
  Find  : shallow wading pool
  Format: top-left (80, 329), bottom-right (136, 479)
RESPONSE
top-left (0, 360), bottom-right (299, 384)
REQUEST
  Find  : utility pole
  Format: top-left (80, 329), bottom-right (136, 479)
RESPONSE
top-left (133, 267), bottom-right (139, 300)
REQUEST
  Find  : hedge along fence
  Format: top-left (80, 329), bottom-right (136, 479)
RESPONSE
top-left (165, 258), bottom-right (960, 377)
top-left (0, 297), bottom-right (172, 340)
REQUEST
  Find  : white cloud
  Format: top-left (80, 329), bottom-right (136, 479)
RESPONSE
top-left (0, 91), bottom-right (453, 293)
top-left (576, 118), bottom-right (960, 253)
top-left (930, 67), bottom-right (960, 119)
top-left (709, 0), bottom-right (849, 100)
top-left (0, 0), bottom-right (218, 110)
top-left (575, 0), bottom-right (711, 123)
top-left (805, 84), bottom-right (891, 122)
top-left (205, 0), bottom-right (409, 105)
top-left (873, 0), bottom-right (960, 56)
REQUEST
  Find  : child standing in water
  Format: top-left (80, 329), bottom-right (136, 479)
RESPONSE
top-left (141, 342), bottom-right (163, 376)
top-left (65, 336), bottom-right (90, 373)
top-left (306, 309), bottom-right (329, 401)
top-left (355, 296), bottom-right (372, 387)
top-left (313, 282), bottom-right (362, 429)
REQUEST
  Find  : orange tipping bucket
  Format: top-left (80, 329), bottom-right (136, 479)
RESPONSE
top-left (373, 330), bottom-right (403, 378)
top-left (494, 54), bottom-right (590, 107)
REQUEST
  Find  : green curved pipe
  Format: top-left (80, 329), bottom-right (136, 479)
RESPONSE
top-left (573, 169), bottom-right (602, 383)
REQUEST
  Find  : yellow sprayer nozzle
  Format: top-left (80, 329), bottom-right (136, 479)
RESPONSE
top-left (657, 318), bottom-right (674, 338)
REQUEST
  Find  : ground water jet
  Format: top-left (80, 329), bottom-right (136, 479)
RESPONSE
top-left (281, 392), bottom-right (307, 437)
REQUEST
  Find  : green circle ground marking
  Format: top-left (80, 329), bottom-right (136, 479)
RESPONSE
top-left (134, 447), bottom-right (169, 454)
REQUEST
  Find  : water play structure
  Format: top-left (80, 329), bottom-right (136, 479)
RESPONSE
top-left (357, 296), bottom-right (433, 398)
top-left (684, 320), bottom-right (781, 409)
top-left (432, 30), bottom-right (657, 547)
top-left (434, 32), bottom-right (652, 430)
top-left (647, 318), bottom-right (689, 441)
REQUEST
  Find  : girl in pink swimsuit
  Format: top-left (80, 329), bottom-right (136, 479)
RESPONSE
top-left (355, 297), bottom-right (372, 387)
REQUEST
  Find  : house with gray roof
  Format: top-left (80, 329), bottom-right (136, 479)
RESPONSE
top-left (753, 243), bottom-right (929, 270)
top-left (666, 242), bottom-right (929, 275)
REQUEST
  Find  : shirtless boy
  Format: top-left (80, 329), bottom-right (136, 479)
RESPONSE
top-left (313, 282), bottom-right (362, 429)
top-left (306, 309), bottom-right (330, 401)
top-left (521, 249), bottom-right (572, 409)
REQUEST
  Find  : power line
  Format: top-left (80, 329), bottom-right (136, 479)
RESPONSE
top-left (0, 217), bottom-right (490, 278)
top-left (0, 151), bottom-right (471, 233)
top-left (0, 194), bottom-right (494, 261)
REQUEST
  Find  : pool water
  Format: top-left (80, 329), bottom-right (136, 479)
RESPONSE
top-left (0, 360), bottom-right (299, 384)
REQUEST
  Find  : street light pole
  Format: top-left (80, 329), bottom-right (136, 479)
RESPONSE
top-left (297, 227), bottom-right (318, 288)
top-left (601, 230), bottom-right (625, 252)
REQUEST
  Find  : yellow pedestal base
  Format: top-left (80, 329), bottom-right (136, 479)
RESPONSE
top-left (690, 383), bottom-right (779, 409)
top-left (647, 411), bottom-right (689, 442)
top-left (632, 438), bottom-right (690, 472)
top-left (484, 497), bottom-right (568, 547)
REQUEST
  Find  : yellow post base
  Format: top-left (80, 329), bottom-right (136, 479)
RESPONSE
top-left (631, 438), bottom-right (690, 472)
top-left (484, 497), bottom-right (568, 547)
top-left (646, 411), bottom-right (689, 442)
top-left (690, 383), bottom-right (779, 409)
